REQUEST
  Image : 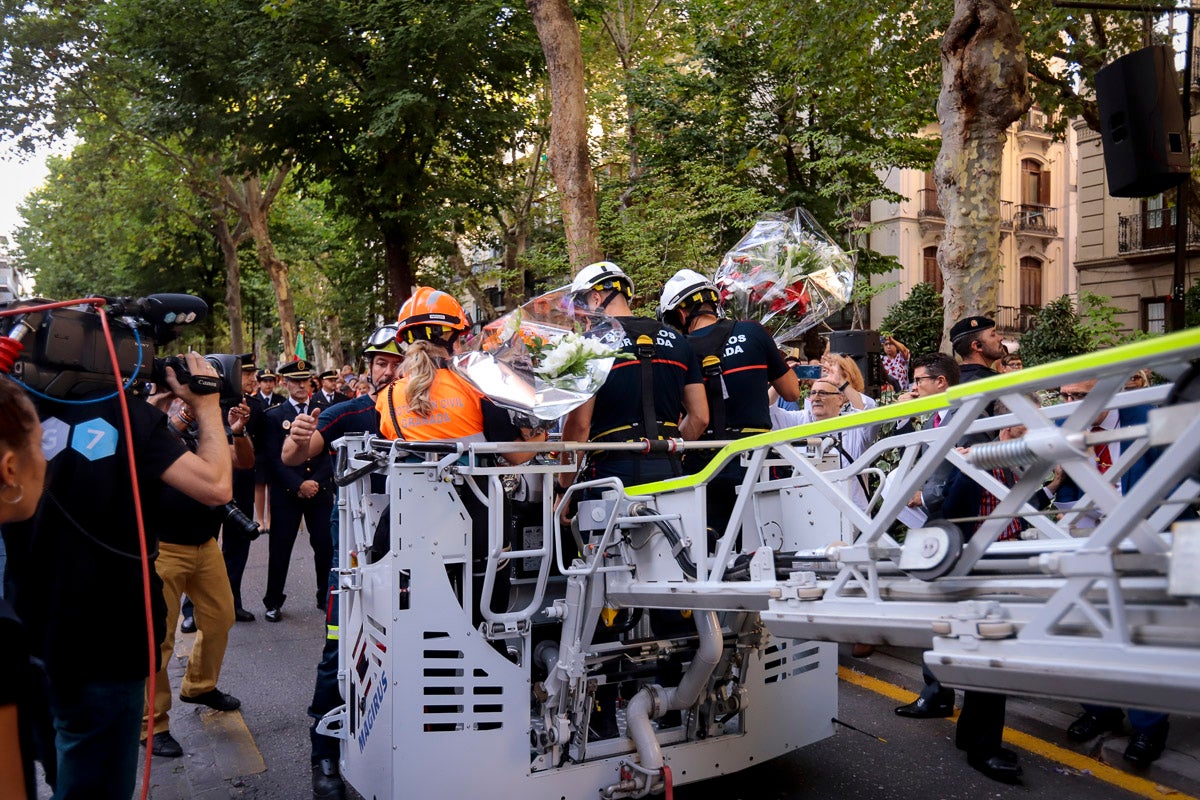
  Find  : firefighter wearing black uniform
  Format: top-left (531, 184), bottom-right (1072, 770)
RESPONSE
top-left (260, 358), bottom-right (334, 622)
top-left (559, 262), bottom-right (708, 741)
top-left (560, 261), bottom-right (709, 488)
top-left (658, 268), bottom-right (800, 533)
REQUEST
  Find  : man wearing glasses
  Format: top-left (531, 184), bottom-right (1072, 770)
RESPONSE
top-left (893, 345), bottom-right (1020, 784)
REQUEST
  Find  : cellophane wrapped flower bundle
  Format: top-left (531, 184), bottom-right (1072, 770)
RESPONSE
top-left (715, 207), bottom-right (855, 343)
top-left (452, 287), bottom-right (626, 421)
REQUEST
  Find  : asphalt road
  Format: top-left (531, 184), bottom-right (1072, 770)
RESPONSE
top-left (32, 531), bottom-right (1194, 800)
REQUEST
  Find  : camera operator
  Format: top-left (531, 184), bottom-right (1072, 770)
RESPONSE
top-left (3, 351), bottom-right (232, 800)
top-left (140, 387), bottom-right (251, 758)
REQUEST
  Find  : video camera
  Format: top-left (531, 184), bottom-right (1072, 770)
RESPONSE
top-left (1, 293), bottom-right (242, 401)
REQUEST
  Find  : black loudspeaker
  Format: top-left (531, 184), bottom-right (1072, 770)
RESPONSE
top-left (826, 330), bottom-right (884, 396)
top-left (1096, 45), bottom-right (1190, 198)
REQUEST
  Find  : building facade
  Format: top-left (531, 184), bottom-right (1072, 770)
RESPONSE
top-left (866, 112), bottom-right (1079, 339)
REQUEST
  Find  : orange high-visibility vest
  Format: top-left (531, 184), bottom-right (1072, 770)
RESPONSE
top-left (376, 369), bottom-right (486, 442)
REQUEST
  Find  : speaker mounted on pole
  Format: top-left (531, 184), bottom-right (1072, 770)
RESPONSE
top-left (1096, 45), bottom-right (1190, 198)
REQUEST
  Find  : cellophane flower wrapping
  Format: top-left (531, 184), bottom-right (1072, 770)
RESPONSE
top-left (452, 287), bottom-right (625, 421)
top-left (715, 207), bottom-right (855, 343)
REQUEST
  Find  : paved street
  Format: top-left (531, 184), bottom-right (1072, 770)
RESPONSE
top-left (35, 531), bottom-right (1200, 800)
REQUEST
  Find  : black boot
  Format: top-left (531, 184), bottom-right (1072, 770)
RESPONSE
top-left (312, 758), bottom-right (346, 800)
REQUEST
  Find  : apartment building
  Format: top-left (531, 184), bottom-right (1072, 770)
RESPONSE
top-left (866, 111), bottom-right (1079, 339)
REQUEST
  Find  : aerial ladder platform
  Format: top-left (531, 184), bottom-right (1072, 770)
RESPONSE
top-left (320, 328), bottom-right (1200, 798)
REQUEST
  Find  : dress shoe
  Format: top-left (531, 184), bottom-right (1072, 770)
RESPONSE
top-left (234, 607), bottom-right (255, 622)
top-left (265, 607), bottom-right (283, 623)
top-left (851, 643), bottom-right (875, 658)
top-left (1124, 726), bottom-right (1168, 767)
top-left (312, 758), bottom-right (346, 800)
top-left (967, 747), bottom-right (1022, 783)
top-left (1067, 710), bottom-right (1124, 742)
top-left (895, 692), bottom-right (955, 719)
top-left (180, 615), bottom-right (196, 634)
top-left (144, 731), bottom-right (183, 758)
top-left (180, 688), bottom-right (242, 712)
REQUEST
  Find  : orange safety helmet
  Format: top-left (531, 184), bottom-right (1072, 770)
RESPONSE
top-left (395, 287), bottom-right (469, 345)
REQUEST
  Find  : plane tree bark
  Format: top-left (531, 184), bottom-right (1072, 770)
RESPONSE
top-left (935, 0), bottom-right (1030, 346)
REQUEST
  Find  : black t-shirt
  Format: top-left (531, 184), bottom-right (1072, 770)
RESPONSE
top-left (150, 427), bottom-right (224, 547)
top-left (588, 317), bottom-right (702, 441)
top-left (4, 394), bottom-right (186, 682)
top-left (688, 319), bottom-right (787, 435)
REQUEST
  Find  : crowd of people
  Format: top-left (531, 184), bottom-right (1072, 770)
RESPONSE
top-left (0, 263), bottom-right (1181, 798)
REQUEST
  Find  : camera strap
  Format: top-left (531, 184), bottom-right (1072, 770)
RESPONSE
top-left (45, 491), bottom-right (158, 562)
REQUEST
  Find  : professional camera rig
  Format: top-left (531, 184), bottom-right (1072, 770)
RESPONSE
top-left (0, 293), bottom-right (241, 401)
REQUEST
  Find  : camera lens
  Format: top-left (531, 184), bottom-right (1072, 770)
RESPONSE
top-left (220, 502), bottom-right (261, 540)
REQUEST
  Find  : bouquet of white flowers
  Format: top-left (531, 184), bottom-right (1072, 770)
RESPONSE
top-left (715, 207), bottom-right (855, 343)
top-left (452, 287), bottom-right (625, 421)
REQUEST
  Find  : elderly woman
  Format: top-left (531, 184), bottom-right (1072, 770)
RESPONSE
top-left (821, 353), bottom-right (877, 411)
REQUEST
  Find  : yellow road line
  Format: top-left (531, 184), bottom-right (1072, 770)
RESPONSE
top-left (838, 666), bottom-right (1197, 800)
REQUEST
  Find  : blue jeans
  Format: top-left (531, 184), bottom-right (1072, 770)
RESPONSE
top-left (50, 677), bottom-right (145, 800)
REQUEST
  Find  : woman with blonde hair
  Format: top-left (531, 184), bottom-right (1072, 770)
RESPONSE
top-left (376, 287), bottom-right (544, 620)
top-left (821, 352), bottom-right (876, 410)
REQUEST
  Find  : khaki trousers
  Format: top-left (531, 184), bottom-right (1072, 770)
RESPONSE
top-left (143, 538), bottom-right (235, 736)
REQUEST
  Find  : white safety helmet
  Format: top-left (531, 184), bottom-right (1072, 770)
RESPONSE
top-left (659, 269), bottom-right (720, 314)
top-left (658, 269), bottom-right (721, 331)
top-left (569, 261), bottom-right (634, 307)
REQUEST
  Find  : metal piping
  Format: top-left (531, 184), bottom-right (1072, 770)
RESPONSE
top-left (614, 610), bottom-right (724, 796)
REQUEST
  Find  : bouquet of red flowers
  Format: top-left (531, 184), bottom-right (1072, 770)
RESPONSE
top-left (715, 208), bottom-right (854, 343)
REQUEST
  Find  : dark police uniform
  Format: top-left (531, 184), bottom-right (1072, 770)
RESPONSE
top-left (585, 317), bottom-right (703, 486)
top-left (224, 390), bottom-right (263, 614)
top-left (306, 393), bottom-right (380, 768)
top-left (246, 375), bottom-right (283, 493)
top-left (261, 371), bottom-right (334, 616)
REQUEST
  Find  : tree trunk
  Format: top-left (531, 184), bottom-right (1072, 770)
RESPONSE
top-left (935, 0), bottom-right (1030, 348)
top-left (527, 0), bottom-right (603, 269)
top-left (223, 173), bottom-right (298, 359)
top-left (383, 230), bottom-right (416, 311)
top-left (449, 243), bottom-right (497, 321)
top-left (211, 205), bottom-right (246, 355)
top-left (324, 312), bottom-right (345, 369)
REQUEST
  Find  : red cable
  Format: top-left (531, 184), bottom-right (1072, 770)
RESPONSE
top-left (0, 336), bottom-right (20, 373)
top-left (662, 764), bottom-right (674, 800)
top-left (96, 307), bottom-right (157, 800)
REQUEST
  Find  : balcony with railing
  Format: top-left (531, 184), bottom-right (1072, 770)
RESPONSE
top-left (1013, 204), bottom-right (1058, 236)
top-left (997, 305), bottom-right (1039, 333)
top-left (917, 188), bottom-right (942, 219)
top-left (1118, 210), bottom-right (1200, 253)
top-left (1018, 109), bottom-right (1051, 135)
top-left (1000, 200), bottom-right (1014, 231)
